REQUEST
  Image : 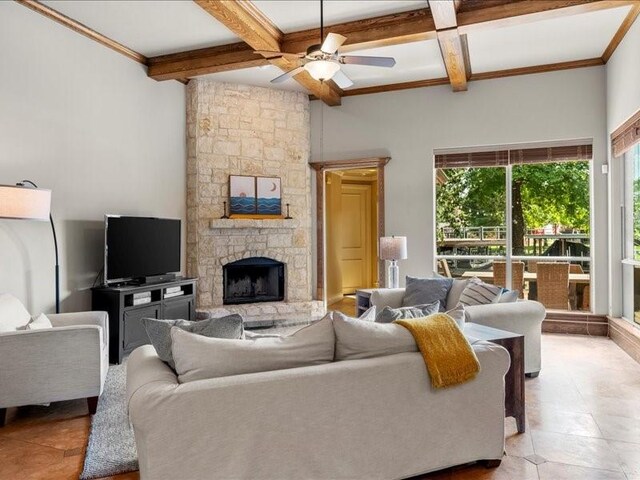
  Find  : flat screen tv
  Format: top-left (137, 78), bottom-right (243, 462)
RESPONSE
top-left (105, 215), bottom-right (181, 284)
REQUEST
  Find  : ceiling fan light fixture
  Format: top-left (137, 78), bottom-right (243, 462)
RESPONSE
top-left (304, 59), bottom-right (340, 81)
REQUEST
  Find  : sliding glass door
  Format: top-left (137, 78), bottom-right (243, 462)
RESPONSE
top-left (622, 144), bottom-right (640, 323)
top-left (435, 143), bottom-right (593, 312)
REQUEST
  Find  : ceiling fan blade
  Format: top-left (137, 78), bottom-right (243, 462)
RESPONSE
top-left (321, 33), bottom-right (347, 54)
top-left (340, 55), bottom-right (396, 68)
top-left (271, 66), bottom-right (305, 83)
top-left (331, 69), bottom-right (353, 89)
top-left (254, 50), bottom-right (303, 59)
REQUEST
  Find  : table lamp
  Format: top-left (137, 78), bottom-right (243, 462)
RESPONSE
top-left (379, 236), bottom-right (407, 289)
top-left (0, 181), bottom-right (59, 313)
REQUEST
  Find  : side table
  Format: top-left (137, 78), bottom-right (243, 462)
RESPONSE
top-left (355, 289), bottom-right (375, 317)
top-left (464, 322), bottom-right (526, 433)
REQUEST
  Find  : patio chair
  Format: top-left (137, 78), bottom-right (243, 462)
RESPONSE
top-left (537, 262), bottom-right (570, 310)
top-left (492, 261), bottom-right (525, 298)
top-left (569, 264), bottom-right (585, 309)
top-left (438, 259), bottom-right (452, 278)
top-left (582, 286), bottom-right (591, 311)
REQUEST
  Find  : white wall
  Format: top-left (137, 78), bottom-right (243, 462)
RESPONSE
top-left (0, 3), bottom-right (186, 314)
top-left (606, 19), bottom-right (640, 317)
top-left (311, 67), bottom-right (609, 314)
top-left (606, 19), bottom-right (640, 132)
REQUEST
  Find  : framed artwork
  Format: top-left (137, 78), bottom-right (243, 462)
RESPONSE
top-left (228, 175), bottom-right (282, 218)
top-left (229, 175), bottom-right (257, 215)
top-left (256, 177), bottom-right (282, 216)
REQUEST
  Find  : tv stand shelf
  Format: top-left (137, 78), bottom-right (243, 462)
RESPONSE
top-left (92, 277), bottom-right (197, 364)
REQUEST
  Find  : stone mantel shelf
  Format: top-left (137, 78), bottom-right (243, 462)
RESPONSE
top-left (209, 218), bottom-right (301, 229)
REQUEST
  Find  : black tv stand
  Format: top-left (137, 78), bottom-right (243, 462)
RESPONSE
top-left (92, 277), bottom-right (197, 363)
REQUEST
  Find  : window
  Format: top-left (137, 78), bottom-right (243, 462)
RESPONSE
top-left (435, 143), bottom-right (592, 312)
top-left (622, 144), bottom-right (640, 324)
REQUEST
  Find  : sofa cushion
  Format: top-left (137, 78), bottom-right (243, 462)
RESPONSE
top-left (402, 276), bottom-right (453, 311)
top-left (142, 314), bottom-right (244, 368)
top-left (446, 279), bottom-right (470, 310)
top-left (0, 293), bottom-right (31, 333)
top-left (433, 272), bottom-right (470, 311)
top-left (458, 278), bottom-right (502, 307)
top-left (171, 315), bottom-right (335, 383)
top-left (26, 313), bottom-right (53, 330)
top-left (375, 301), bottom-right (440, 323)
top-left (446, 305), bottom-right (466, 328)
top-left (333, 311), bottom-right (418, 360)
top-left (359, 306), bottom-right (377, 321)
top-left (498, 289), bottom-right (520, 303)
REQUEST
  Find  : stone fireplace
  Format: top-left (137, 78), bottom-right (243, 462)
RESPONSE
top-left (186, 80), bottom-right (324, 321)
top-left (223, 257), bottom-right (284, 305)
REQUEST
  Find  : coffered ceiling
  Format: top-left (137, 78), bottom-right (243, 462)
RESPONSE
top-left (17, 0), bottom-right (640, 106)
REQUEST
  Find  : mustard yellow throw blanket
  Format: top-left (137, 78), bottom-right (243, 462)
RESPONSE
top-left (395, 314), bottom-right (480, 389)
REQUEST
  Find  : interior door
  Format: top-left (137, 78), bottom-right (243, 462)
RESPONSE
top-left (340, 183), bottom-right (372, 294)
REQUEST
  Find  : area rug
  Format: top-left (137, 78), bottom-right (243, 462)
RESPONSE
top-left (80, 362), bottom-right (138, 479)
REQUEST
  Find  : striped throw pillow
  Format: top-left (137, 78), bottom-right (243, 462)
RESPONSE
top-left (457, 278), bottom-right (502, 307)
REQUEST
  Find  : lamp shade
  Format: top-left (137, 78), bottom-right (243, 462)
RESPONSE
top-left (379, 236), bottom-right (407, 261)
top-left (0, 185), bottom-right (51, 221)
top-left (304, 60), bottom-right (340, 81)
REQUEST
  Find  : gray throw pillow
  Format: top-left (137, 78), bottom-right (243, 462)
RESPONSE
top-left (375, 301), bottom-right (440, 323)
top-left (402, 276), bottom-right (453, 311)
top-left (141, 314), bottom-right (244, 368)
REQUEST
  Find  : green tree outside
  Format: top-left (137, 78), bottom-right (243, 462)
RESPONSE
top-left (436, 162), bottom-right (590, 253)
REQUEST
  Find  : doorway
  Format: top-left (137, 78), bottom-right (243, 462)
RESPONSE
top-left (325, 169), bottom-right (379, 306)
top-left (310, 157), bottom-right (389, 307)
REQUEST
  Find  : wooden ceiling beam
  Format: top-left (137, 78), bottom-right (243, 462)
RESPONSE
top-left (429, 0), bottom-right (469, 92)
top-left (429, 0), bottom-right (459, 29)
top-left (281, 8), bottom-right (436, 54)
top-left (457, 0), bottom-right (640, 34)
top-left (148, 0), bottom-right (630, 83)
top-left (436, 29), bottom-right (469, 91)
top-left (331, 57), bottom-right (603, 99)
top-left (193, 0), bottom-right (341, 106)
top-left (602, 3), bottom-right (640, 62)
top-left (147, 42), bottom-right (269, 81)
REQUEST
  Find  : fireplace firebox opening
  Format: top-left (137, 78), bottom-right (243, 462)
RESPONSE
top-left (223, 257), bottom-right (285, 305)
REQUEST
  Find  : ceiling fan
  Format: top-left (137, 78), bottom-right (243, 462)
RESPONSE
top-left (255, 0), bottom-right (396, 89)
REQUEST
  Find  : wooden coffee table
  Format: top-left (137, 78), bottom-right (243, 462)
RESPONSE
top-left (464, 322), bottom-right (526, 433)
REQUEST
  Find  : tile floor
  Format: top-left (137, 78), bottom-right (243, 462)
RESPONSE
top-left (1, 326), bottom-right (639, 479)
top-left (420, 333), bottom-right (640, 479)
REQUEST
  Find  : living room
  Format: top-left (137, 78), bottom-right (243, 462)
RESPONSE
top-left (1, 0), bottom-right (640, 479)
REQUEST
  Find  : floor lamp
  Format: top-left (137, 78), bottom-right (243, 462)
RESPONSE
top-left (380, 236), bottom-right (407, 289)
top-left (0, 181), bottom-right (60, 313)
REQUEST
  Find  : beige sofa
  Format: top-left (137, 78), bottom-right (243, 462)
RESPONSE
top-left (127, 341), bottom-right (510, 480)
top-left (369, 288), bottom-right (545, 376)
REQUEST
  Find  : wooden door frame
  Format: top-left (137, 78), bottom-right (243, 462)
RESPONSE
top-left (309, 157), bottom-right (391, 301)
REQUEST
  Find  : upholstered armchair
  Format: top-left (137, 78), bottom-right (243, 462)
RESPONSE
top-left (0, 303), bottom-right (109, 427)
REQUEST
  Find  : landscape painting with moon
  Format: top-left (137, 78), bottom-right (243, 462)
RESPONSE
top-left (229, 175), bottom-right (257, 215)
top-left (256, 177), bottom-right (282, 216)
